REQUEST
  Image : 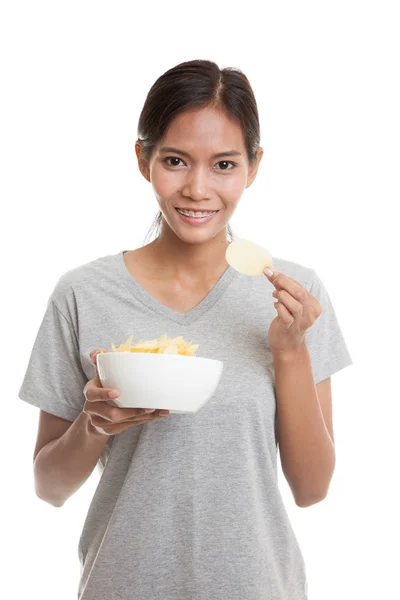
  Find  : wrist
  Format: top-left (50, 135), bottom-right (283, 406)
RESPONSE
top-left (272, 341), bottom-right (308, 363)
top-left (83, 411), bottom-right (110, 439)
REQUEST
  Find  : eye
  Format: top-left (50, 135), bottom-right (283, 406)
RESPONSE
top-left (163, 157), bottom-right (184, 167)
top-left (215, 160), bottom-right (237, 171)
top-left (162, 156), bottom-right (237, 171)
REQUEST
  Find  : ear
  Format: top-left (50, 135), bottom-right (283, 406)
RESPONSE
top-left (246, 147), bottom-right (264, 189)
top-left (135, 141), bottom-right (151, 182)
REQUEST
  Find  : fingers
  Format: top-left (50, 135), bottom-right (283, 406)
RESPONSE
top-left (86, 390), bottom-right (169, 423)
top-left (90, 349), bottom-right (107, 364)
top-left (90, 405), bottom-right (157, 423)
top-left (92, 411), bottom-right (168, 435)
top-left (89, 409), bottom-right (169, 429)
top-left (117, 410), bottom-right (169, 423)
top-left (84, 380), bottom-right (170, 417)
top-left (84, 379), bottom-right (118, 403)
top-left (128, 414), bottom-right (168, 426)
top-left (90, 348), bottom-right (107, 379)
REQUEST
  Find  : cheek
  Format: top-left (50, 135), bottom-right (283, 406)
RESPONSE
top-left (216, 173), bottom-right (247, 198)
top-left (151, 168), bottom-right (180, 196)
top-left (151, 169), bottom-right (169, 189)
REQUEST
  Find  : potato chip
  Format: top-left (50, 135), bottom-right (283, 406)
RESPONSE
top-left (111, 335), bottom-right (133, 353)
top-left (225, 238), bottom-right (273, 276)
top-left (111, 334), bottom-right (199, 356)
top-left (164, 345), bottom-right (179, 354)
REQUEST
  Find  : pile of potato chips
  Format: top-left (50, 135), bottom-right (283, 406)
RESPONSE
top-left (111, 334), bottom-right (199, 356)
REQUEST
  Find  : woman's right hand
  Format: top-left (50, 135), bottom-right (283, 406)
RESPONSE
top-left (83, 349), bottom-right (170, 436)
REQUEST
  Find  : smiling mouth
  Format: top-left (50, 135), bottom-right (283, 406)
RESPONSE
top-left (175, 208), bottom-right (220, 217)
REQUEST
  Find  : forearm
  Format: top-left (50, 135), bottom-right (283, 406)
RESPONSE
top-left (273, 342), bottom-right (335, 506)
top-left (34, 411), bottom-right (110, 507)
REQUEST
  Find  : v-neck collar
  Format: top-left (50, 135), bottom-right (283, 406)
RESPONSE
top-left (115, 250), bottom-right (239, 325)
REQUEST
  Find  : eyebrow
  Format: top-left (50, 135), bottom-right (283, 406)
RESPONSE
top-left (159, 146), bottom-right (242, 159)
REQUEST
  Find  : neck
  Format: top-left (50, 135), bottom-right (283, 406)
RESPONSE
top-left (146, 223), bottom-right (230, 282)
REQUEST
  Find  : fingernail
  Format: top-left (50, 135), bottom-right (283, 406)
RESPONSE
top-left (144, 409), bottom-right (155, 413)
top-left (264, 268), bottom-right (274, 277)
top-left (109, 391), bottom-right (119, 398)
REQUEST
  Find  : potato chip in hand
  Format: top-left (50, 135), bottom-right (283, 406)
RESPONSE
top-left (226, 238), bottom-right (273, 276)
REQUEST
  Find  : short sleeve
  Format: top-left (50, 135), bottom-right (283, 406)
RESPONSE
top-left (18, 299), bottom-right (88, 422)
top-left (305, 270), bottom-right (353, 385)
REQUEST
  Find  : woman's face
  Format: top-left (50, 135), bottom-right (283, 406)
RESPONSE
top-left (136, 106), bottom-right (263, 243)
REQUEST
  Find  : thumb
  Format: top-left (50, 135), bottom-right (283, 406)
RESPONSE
top-left (90, 348), bottom-right (107, 364)
top-left (90, 349), bottom-right (107, 378)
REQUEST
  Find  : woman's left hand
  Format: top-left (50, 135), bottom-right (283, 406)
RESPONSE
top-left (264, 268), bottom-right (323, 354)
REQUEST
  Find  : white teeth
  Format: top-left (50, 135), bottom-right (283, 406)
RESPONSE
top-left (177, 208), bottom-right (217, 218)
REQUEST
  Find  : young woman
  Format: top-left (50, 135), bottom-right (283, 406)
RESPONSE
top-left (19, 59), bottom-right (353, 600)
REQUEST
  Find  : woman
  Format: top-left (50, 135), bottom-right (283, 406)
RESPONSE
top-left (19, 59), bottom-right (353, 600)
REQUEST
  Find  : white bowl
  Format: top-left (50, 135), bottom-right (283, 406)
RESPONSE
top-left (96, 352), bottom-right (224, 414)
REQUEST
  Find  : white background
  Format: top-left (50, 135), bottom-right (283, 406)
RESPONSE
top-left (2, 1), bottom-right (399, 598)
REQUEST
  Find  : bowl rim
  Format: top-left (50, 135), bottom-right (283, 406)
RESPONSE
top-left (97, 352), bottom-right (222, 365)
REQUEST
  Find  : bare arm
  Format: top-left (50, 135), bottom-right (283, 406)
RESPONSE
top-left (273, 342), bottom-right (336, 507)
top-left (34, 411), bottom-right (110, 507)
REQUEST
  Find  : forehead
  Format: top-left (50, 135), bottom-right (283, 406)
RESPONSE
top-left (160, 107), bottom-right (246, 153)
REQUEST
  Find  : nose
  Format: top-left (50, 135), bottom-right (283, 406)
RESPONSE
top-left (181, 166), bottom-right (212, 200)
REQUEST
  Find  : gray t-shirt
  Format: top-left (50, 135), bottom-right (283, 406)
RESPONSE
top-left (18, 250), bottom-right (353, 600)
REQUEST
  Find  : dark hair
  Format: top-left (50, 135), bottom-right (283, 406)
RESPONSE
top-left (138, 59), bottom-right (261, 246)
